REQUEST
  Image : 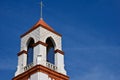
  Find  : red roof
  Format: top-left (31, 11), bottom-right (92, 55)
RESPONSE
top-left (33, 19), bottom-right (54, 31)
top-left (21, 19), bottom-right (61, 38)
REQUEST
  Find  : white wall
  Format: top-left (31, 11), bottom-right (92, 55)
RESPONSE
top-left (30, 72), bottom-right (51, 80)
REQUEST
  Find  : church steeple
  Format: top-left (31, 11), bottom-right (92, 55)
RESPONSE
top-left (13, 2), bottom-right (69, 80)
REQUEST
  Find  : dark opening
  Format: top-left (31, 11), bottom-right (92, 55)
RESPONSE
top-left (46, 38), bottom-right (55, 64)
top-left (27, 38), bottom-right (34, 64)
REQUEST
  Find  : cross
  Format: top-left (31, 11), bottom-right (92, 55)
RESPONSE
top-left (40, 1), bottom-right (43, 19)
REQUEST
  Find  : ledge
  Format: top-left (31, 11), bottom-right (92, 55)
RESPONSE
top-left (55, 49), bottom-right (64, 55)
top-left (17, 50), bottom-right (27, 56)
top-left (12, 65), bottom-right (69, 80)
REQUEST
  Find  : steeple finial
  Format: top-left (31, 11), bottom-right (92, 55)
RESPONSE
top-left (40, 1), bottom-right (43, 20)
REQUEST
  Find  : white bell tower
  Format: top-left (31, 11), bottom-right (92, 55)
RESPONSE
top-left (12, 18), bottom-right (69, 80)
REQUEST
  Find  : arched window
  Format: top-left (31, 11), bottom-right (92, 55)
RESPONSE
top-left (27, 38), bottom-right (34, 64)
top-left (46, 37), bottom-right (55, 64)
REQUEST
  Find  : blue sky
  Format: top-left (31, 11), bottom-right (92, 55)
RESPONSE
top-left (0, 0), bottom-right (120, 80)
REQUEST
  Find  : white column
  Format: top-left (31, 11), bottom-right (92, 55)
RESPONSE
top-left (55, 53), bottom-right (66, 75)
top-left (33, 44), bottom-right (47, 66)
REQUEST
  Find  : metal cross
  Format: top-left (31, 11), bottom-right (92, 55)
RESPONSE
top-left (40, 1), bottom-right (43, 19)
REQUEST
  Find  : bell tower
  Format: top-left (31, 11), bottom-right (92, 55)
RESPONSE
top-left (12, 15), bottom-right (69, 80)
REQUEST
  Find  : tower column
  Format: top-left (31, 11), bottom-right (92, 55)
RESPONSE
top-left (55, 50), bottom-right (66, 75)
top-left (15, 50), bottom-right (27, 76)
top-left (33, 41), bottom-right (48, 66)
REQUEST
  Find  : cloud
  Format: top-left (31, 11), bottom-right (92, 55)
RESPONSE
top-left (71, 66), bottom-right (120, 80)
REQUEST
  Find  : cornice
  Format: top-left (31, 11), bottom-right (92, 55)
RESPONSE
top-left (12, 65), bottom-right (69, 80)
top-left (17, 50), bottom-right (27, 56)
top-left (55, 49), bottom-right (64, 55)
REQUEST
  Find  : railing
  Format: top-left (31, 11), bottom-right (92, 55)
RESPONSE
top-left (24, 61), bottom-right (57, 71)
top-left (24, 62), bottom-right (34, 71)
top-left (46, 62), bottom-right (57, 71)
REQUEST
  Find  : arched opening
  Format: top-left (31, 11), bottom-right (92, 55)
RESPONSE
top-left (27, 38), bottom-right (34, 64)
top-left (46, 37), bottom-right (55, 64)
